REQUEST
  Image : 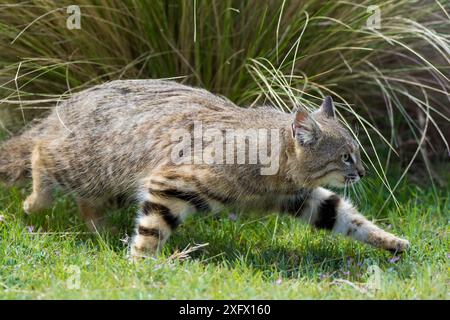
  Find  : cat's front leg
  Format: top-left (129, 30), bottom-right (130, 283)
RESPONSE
top-left (283, 187), bottom-right (410, 253)
top-left (129, 194), bottom-right (180, 261)
top-left (129, 173), bottom-right (214, 261)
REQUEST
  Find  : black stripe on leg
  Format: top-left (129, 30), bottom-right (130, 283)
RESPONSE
top-left (192, 178), bottom-right (234, 204)
top-left (152, 189), bottom-right (210, 212)
top-left (158, 205), bottom-right (180, 230)
top-left (141, 201), bottom-right (180, 230)
top-left (315, 194), bottom-right (340, 230)
top-left (141, 201), bottom-right (154, 215)
top-left (138, 226), bottom-right (161, 238)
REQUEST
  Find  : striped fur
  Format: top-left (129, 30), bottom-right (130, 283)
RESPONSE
top-left (0, 79), bottom-right (409, 260)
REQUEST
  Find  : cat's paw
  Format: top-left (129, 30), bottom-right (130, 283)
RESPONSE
top-left (128, 244), bottom-right (157, 263)
top-left (388, 237), bottom-right (410, 253)
top-left (23, 193), bottom-right (52, 214)
top-left (23, 194), bottom-right (42, 214)
top-left (129, 246), bottom-right (146, 263)
top-left (367, 231), bottom-right (410, 253)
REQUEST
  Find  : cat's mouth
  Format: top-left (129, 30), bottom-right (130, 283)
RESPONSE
top-left (344, 174), bottom-right (360, 185)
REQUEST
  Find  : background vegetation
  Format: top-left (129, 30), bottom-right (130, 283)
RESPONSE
top-left (0, 0), bottom-right (448, 299)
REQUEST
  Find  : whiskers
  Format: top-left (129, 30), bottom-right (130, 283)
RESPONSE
top-left (344, 177), bottom-right (371, 208)
top-left (344, 174), bottom-right (360, 185)
top-left (350, 180), bottom-right (361, 204)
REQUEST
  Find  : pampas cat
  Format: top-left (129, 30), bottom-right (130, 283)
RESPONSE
top-left (0, 80), bottom-right (409, 259)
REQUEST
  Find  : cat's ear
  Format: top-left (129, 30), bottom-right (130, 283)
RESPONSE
top-left (292, 110), bottom-right (322, 146)
top-left (319, 96), bottom-right (335, 118)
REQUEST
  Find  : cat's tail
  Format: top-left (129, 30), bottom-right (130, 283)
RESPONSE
top-left (0, 128), bottom-right (35, 186)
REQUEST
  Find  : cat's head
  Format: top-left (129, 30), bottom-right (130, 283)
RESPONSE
top-left (290, 96), bottom-right (365, 188)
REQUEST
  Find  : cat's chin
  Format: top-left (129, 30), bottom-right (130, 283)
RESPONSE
top-left (309, 179), bottom-right (345, 189)
top-left (314, 174), bottom-right (347, 188)
top-left (324, 176), bottom-right (362, 188)
top-left (326, 180), bottom-right (347, 188)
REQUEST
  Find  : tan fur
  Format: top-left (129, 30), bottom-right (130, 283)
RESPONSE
top-left (0, 80), bottom-right (409, 259)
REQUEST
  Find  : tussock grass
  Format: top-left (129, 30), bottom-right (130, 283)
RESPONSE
top-left (0, 1), bottom-right (448, 192)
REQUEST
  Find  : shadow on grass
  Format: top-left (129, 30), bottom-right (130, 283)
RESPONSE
top-left (19, 196), bottom-right (400, 281)
top-left (168, 221), bottom-right (374, 280)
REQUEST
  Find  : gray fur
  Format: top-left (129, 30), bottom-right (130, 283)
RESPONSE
top-left (0, 79), bottom-right (409, 258)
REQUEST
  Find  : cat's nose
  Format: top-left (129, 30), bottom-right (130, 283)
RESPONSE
top-left (357, 168), bottom-right (366, 178)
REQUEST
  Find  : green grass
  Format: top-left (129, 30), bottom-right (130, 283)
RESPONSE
top-left (0, 176), bottom-right (448, 299)
top-left (0, 0), bottom-right (448, 300)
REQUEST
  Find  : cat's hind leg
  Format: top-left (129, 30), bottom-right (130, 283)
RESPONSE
top-left (76, 197), bottom-right (110, 232)
top-left (23, 143), bottom-right (54, 214)
top-left (285, 187), bottom-right (410, 253)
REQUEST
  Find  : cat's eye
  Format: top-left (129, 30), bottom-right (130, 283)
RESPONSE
top-left (341, 153), bottom-right (351, 164)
